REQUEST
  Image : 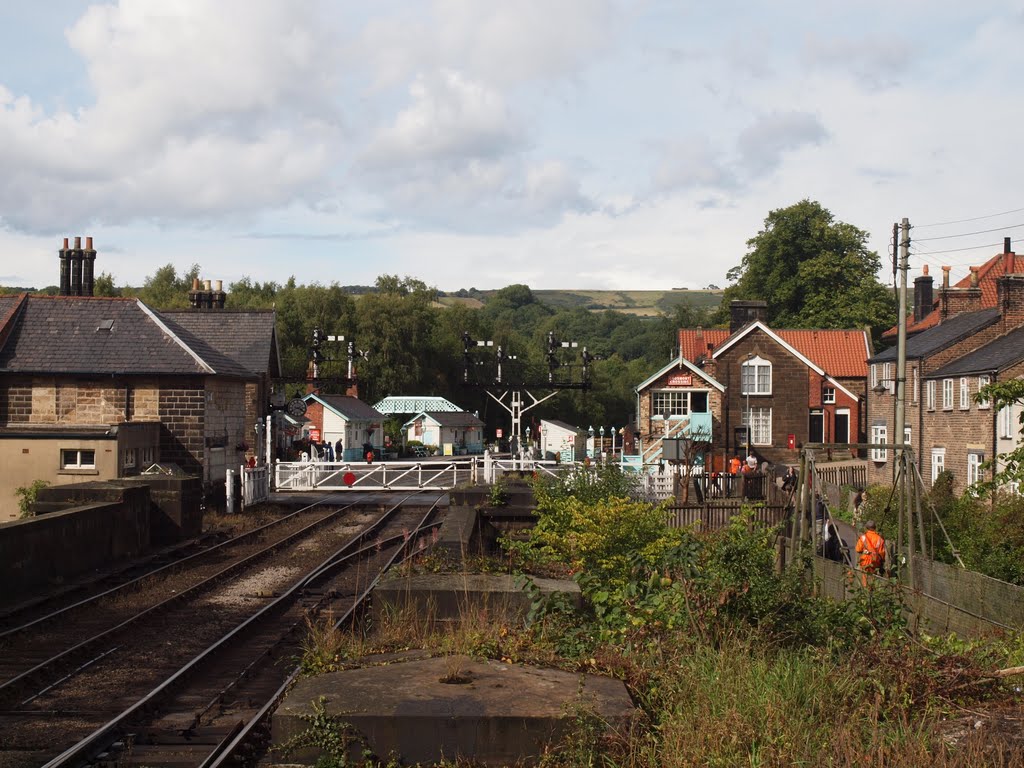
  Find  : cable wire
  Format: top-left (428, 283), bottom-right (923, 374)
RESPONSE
top-left (915, 222), bottom-right (1024, 242)
top-left (914, 206), bottom-right (1024, 229)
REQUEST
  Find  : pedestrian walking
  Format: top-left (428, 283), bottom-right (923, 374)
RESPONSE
top-left (855, 520), bottom-right (886, 586)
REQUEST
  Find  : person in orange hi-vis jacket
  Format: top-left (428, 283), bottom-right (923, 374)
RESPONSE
top-left (855, 520), bottom-right (886, 586)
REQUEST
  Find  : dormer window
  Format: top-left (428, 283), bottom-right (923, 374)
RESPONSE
top-left (741, 356), bottom-right (772, 395)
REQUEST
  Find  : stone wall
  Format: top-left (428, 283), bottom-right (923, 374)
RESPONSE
top-left (0, 482), bottom-right (151, 600)
top-left (158, 382), bottom-right (206, 475)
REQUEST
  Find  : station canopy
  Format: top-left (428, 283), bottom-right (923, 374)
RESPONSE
top-left (373, 395), bottom-right (463, 416)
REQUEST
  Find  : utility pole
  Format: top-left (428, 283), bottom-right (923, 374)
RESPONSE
top-left (895, 218), bottom-right (912, 588)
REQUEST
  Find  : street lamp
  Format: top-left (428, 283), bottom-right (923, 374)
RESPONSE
top-left (599, 426), bottom-right (605, 461)
top-left (588, 425), bottom-right (594, 459)
top-left (611, 427), bottom-right (617, 457)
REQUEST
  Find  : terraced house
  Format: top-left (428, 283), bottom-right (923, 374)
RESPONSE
top-left (867, 246), bottom-right (1024, 492)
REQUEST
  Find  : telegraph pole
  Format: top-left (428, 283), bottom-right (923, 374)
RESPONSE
top-left (895, 218), bottom-right (912, 588)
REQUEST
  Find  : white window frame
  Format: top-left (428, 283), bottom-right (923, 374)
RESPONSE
top-left (883, 362), bottom-right (894, 394)
top-left (942, 379), bottom-right (954, 410)
top-left (931, 448), bottom-right (945, 485)
top-left (999, 405), bottom-right (1014, 439)
top-left (142, 446), bottom-right (155, 465)
top-left (822, 387), bottom-right (836, 404)
top-left (977, 375), bottom-right (991, 409)
top-left (123, 447), bottom-right (136, 469)
top-left (913, 367), bottom-right (919, 404)
top-left (741, 356), bottom-right (772, 395)
top-left (61, 448), bottom-right (96, 469)
top-left (870, 425), bottom-right (888, 462)
top-left (926, 380), bottom-right (935, 411)
top-left (742, 406), bottom-right (772, 446)
top-left (653, 390), bottom-right (691, 417)
top-left (967, 452), bottom-right (984, 487)
top-left (870, 364), bottom-right (878, 389)
top-left (959, 378), bottom-right (970, 410)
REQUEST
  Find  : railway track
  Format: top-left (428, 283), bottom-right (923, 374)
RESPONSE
top-left (0, 492), bottom-right (443, 767)
top-left (0, 496), bottom-right (358, 636)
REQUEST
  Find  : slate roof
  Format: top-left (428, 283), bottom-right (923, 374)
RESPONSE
top-left (306, 394), bottom-right (382, 421)
top-left (869, 308), bottom-right (1000, 363)
top-left (160, 310), bottom-right (280, 377)
top-left (927, 325), bottom-right (1024, 378)
top-left (0, 295), bottom-right (255, 377)
top-left (678, 327), bottom-right (870, 378)
top-left (885, 250), bottom-right (1024, 338)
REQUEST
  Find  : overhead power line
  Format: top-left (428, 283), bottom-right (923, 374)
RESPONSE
top-left (915, 222), bottom-right (1024, 242)
top-left (914, 206), bottom-right (1024, 229)
top-left (909, 239), bottom-right (1005, 256)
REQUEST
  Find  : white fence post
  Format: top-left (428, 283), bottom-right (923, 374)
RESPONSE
top-left (226, 467), bottom-right (236, 513)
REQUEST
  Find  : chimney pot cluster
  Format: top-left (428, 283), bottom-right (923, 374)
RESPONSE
top-left (189, 277), bottom-right (227, 310)
top-left (58, 236), bottom-right (97, 297)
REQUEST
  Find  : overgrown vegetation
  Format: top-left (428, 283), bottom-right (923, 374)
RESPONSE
top-left (295, 468), bottom-right (1023, 766)
top-left (861, 473), bottom-right (1024, 586)
top-left (14, 479), bottom-right (48, 518)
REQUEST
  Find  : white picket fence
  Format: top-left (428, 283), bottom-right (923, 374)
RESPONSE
top-left (241, 465), bottom-right (270, 508)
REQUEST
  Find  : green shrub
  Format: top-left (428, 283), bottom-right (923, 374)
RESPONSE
top-left (15, 479), bottom-right (48, 519)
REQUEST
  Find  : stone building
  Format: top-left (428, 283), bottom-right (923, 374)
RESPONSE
top-left (0, 239), bottom-right (280, 520)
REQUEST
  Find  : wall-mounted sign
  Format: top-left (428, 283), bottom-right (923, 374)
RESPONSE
top-left (666, 373), bottom-right (693, 387)
top-left (309, 428), bottom-right (321, 442)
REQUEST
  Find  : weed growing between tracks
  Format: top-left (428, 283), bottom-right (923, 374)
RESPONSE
top-left (294, 470), bottom-right (1024, 767)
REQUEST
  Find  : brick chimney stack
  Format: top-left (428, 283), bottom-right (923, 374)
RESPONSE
top-left (913, 264), bottom-right (933, 323)
top-left (998, 274), bottom-right (1024, 329)
top-left (70, 236), bottom-right (83, 296)
top-left (729, 300), bottom-right (768, 333)
top-left (188, 277), bottom-right (227, 310)
top-left (58, 237), bottom-right (70, 295)
top-left (939, 264), bottom-right (982, 320)
top-left (82, 236), bottom-right (96, 297)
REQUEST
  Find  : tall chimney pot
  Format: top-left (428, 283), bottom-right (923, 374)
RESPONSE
top-left (74, 236), bottom-right (81, 249)
top-left (970, 266), bottom-right (979, 287)
top-left (203, 279), bottom-right (212, 291)
top-left (941, 265), bottom-right (951, 288)
top-left (1005, 237), bottom-right (1012, 254)
top-left (62, 237), bottom-right (69, 249)
top-left (922, 264), bottom-right (929, 276)
top-left (214, 279), bottom-right (222, 291)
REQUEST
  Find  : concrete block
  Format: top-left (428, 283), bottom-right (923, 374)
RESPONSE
top-left (272, 655), bottom-right (634, 766)
top-left (372, 572), bottom-right (582, 623)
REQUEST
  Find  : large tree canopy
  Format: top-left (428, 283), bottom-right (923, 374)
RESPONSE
top-left (718, 200), bottom-right (896, 339)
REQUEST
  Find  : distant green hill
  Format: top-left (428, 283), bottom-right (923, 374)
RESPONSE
top-left (438, 288), bottom-right (723, 316)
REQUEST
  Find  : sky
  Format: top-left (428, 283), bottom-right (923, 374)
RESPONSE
top-left (0, 1), bottom-right (1022, 293)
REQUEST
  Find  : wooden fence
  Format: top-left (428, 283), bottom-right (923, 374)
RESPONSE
top-left (663, 502), bottom-right (790, 531)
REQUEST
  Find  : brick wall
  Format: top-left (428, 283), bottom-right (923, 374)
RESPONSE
top-left (717, 330), bottom-right (808, 466)
top-left (921, 377), bottom-right (995, 494)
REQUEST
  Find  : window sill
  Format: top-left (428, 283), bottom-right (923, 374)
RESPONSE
top-left (59, 469), bottom-right (99, 476)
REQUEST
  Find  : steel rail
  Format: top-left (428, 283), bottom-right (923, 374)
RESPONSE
top-left (0, 494), bottom-right (367, 702)
top-left (39, 493), bottom-right (439, 768)
top-left (202, 508), bottom-right (442, 768)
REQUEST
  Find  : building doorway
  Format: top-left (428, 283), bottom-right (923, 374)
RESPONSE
top-left (834, 408), bottom-right (850, 444)
top-left (809, 410), bottom-right (824, 443)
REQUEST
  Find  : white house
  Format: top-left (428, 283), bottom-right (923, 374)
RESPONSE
top-left (540, 419), bottom-right (586, 462)
top-left (403, 411), bottom-right (485, 455)
top-left (302, 393), bottom-right (384, 461)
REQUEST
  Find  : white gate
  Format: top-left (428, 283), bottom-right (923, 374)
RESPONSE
top-left (273, 459), bottom-right (477, 492)
top-left (241, 465), bottom-right (270, 508)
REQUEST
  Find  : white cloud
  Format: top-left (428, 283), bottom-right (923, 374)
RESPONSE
top-left (736, 111), bottom-right (828, 176)
top-left (0, 0), bottom-right (341, 233)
